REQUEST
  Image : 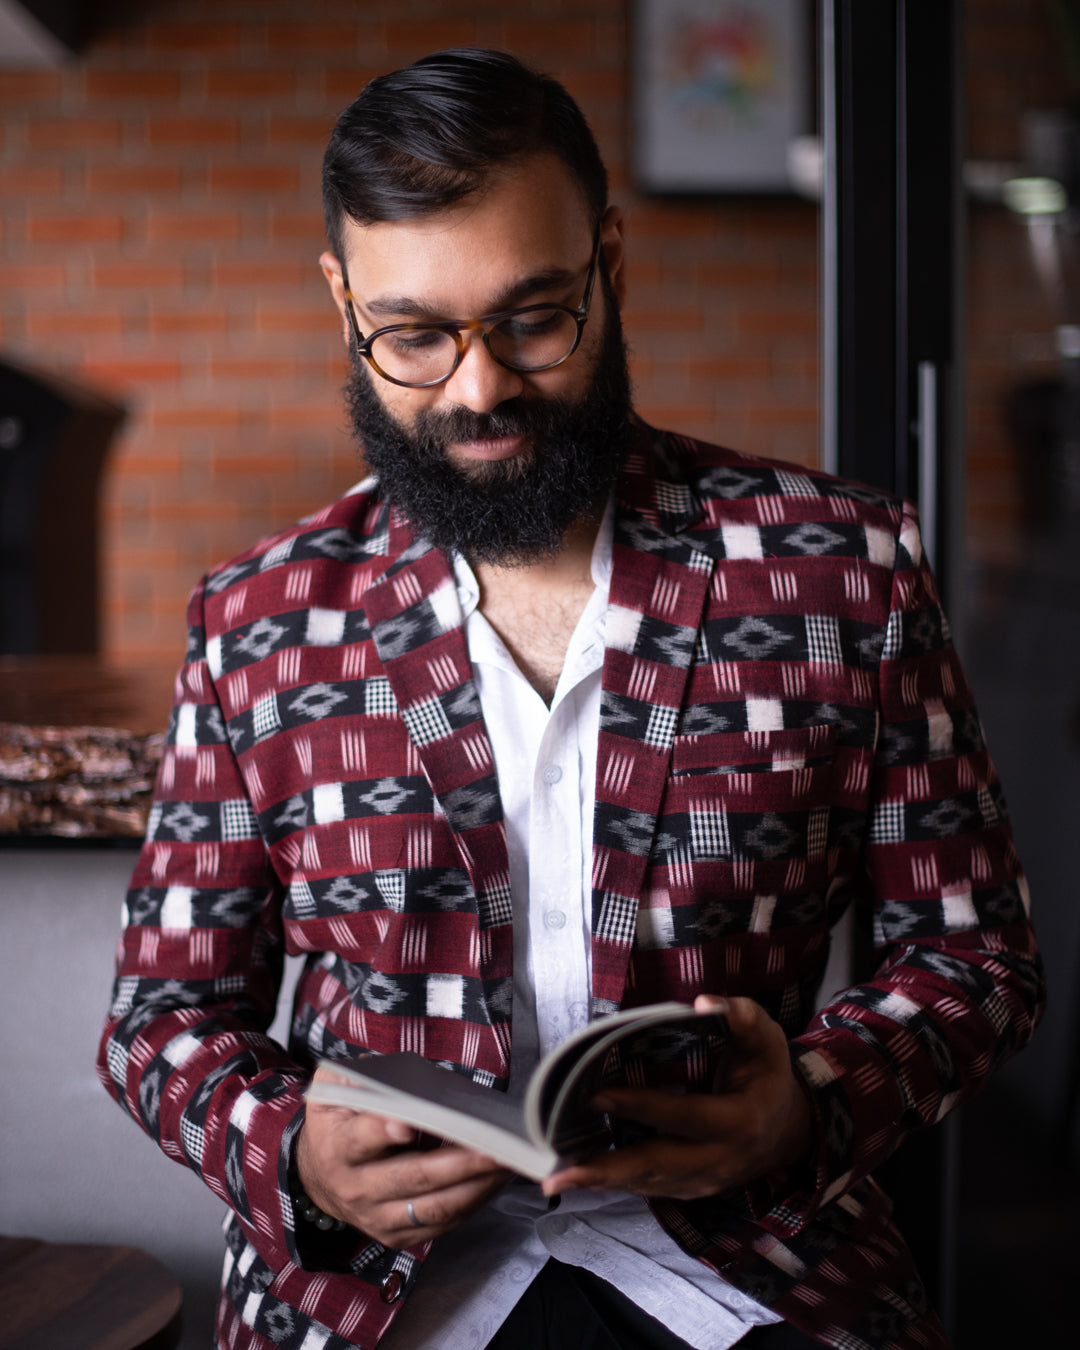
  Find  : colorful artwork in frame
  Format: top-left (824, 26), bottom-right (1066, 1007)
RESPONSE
top-left (633, 0), bottom-right (812, 193)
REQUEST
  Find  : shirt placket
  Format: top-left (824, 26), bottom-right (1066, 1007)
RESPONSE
top-left (452, 516), bottom-right (609, 1077)
top-left (527, 684), bottom-right (592, 1059)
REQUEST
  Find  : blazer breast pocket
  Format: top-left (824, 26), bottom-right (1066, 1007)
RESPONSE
top-left (667, 725), bottom-right (838, 869)
top-left (672, 725), bottom-right (837, 790)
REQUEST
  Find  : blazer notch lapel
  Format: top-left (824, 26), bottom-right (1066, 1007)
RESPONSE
top-left (363, 548), bottom-right (513, 1029)
top-left (593, 454), bottom-right (716, 1009)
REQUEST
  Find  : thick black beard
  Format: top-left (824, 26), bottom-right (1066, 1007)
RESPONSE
top-left (344, 294), bottom-right (634, 566)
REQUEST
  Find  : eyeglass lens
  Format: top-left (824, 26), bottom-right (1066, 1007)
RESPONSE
top-left (370, 307), bottom-right (580, 385)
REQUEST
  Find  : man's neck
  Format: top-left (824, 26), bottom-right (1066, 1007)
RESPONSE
top-left (470, 512), bottom-right (603, 706)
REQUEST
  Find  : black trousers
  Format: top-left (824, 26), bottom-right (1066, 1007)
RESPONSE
top-left (484, 1258), bottom-right (826, 1350)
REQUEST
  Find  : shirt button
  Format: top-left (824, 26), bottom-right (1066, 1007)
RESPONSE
top-left (541, 764), bottom-right (563, 785)
top-left (544, 909), bottom-right (567, 930)
top-left (380, 1271), bottom-right (404, 1304)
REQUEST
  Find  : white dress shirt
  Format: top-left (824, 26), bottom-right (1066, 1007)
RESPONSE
top-left (378, 504), bottom-right (779, 1349)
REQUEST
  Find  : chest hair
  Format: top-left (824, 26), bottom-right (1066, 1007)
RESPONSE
top-left (478, 576), bottom-right (596, 706)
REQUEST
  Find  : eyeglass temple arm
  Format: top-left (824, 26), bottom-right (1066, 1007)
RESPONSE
top-left (340, 269), bottom-right (370, 348)
top-left (576, 224), bottom-right (604, 315)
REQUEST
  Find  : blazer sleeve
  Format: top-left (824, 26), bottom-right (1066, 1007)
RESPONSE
top-left (96, 579), bottom-right (314, 1274)
top-left (764, 500), bottom-right (1045, 1229)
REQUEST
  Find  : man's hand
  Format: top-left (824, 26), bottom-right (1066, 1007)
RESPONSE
top-left (541, 995), bottom-right (812, 1202)
top-left (298, 1065), bottom-right (512, 1248)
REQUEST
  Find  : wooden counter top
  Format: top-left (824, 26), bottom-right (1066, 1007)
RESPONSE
top-left (0, 658), bottom-right (178, 840)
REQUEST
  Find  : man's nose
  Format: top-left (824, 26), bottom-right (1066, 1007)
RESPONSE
top-left (441, 331), bottom-right (524, 414)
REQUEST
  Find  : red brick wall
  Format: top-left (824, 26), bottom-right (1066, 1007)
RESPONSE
top-left (0, 0), bottom-right (1060, 660)
top-left (965, 0), bottom-right (1072, 564)
top-left (0, 0), bottom-right (818, 661)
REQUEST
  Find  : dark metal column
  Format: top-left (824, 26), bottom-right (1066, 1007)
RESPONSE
top-left (820, 0), bottom-right (965, 1333)
top-left (822, 0), bottom-right (964, 608)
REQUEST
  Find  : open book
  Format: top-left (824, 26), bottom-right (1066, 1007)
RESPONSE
top-left (306, 1002), bottom-right (730, 1180)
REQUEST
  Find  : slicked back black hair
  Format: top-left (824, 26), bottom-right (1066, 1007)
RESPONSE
top-left (322, 48), bottom-right (608, 258)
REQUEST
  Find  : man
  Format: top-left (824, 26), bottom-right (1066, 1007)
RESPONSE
top-left (98, 48), bottom-right (1044, 1350)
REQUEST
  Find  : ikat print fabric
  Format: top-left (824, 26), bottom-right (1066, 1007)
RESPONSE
top-left (98, 423), bottom-right (1044, 1350)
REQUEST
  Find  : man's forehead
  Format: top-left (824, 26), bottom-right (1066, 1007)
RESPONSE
top-left (339, 158), bottom-right (594, 315)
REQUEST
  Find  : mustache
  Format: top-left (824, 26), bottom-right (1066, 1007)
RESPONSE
top-left (407, 396), bottom-right (571, 451)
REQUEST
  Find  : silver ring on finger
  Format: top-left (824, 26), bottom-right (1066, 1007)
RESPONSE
top-left (406, 1200), bottom-right (421, 1229)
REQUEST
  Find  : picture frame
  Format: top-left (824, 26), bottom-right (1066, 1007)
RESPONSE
top-left (632, 0), bottom-right (813, 195)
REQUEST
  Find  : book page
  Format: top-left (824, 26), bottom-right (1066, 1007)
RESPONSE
top-left (321, 1055), bottom-right (528, 1137)
top-left (307, 1054), bottom-right (561, 1178)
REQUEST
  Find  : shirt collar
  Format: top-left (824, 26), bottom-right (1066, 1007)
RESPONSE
top-left (451, 495), bottom-right (614, 619)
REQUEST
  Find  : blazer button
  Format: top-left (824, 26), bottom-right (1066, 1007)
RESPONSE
top-left (380, 1271), bottom-right (404, 1304)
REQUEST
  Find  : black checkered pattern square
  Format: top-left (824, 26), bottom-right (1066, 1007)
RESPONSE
top-left (807, 806), bottom-right (829, 857)
top-left (595, 891), bottom-right (638, 946)
top-left (180, 1115), bottom-right (206, 1165)
top-left (252, 692), bottom-right (281, 740)
top-left (402, 695), bottom-right (454, 747)
top-left (221, 798), bottom-right (259, 841)
top-left (644, 704), bottom-right (678, 750)
top-left (478, 878), bottom-right (513, 928)
top-left (806, 613), bottom-right (843, 666)
top-left (775, 468), bottom-right (821, 499)
top-left (871, 799), bottom-right (906, 843)
top-left (690, 806), bottom-right (731, 859)
top-left (363, 676), bottom-right (397, 717)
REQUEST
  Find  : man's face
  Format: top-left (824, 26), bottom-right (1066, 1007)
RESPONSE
top-left (320, 154), bottom-right (632, 564)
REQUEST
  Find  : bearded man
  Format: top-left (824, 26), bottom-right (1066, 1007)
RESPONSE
top-left (98, 48), bottom-right (1043, 1350)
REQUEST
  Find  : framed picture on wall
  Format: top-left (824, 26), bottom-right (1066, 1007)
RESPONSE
top-left (633, 0), bottom-right (812, 194)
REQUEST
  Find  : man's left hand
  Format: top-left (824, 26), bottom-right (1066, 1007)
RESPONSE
top-left (540, 995), bottom-right (813, 1202)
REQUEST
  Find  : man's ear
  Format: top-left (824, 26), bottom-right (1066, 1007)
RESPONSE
top-left (319, 251), bottom-right (351, 345)
top-left (600, 205), bottom-right (627, 308)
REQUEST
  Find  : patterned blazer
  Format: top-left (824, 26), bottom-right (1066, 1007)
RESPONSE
top-left (99, 423), bottom-right (1044, 1350)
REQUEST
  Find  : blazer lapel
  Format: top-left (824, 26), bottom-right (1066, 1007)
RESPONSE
top-left (362, 510), bottom-right (513, 1069)
top-left (591, 428), bottom-right (716, 1014)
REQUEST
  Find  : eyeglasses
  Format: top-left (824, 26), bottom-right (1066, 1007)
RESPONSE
top-left (341, 227), bottom-right (602, 389)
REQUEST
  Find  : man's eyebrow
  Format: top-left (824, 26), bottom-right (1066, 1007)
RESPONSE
top-left (361, 265), bottom-right (581, 321)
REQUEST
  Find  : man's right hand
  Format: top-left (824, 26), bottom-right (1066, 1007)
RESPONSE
top-left (297, 1065), bottom-right (511, 1249)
